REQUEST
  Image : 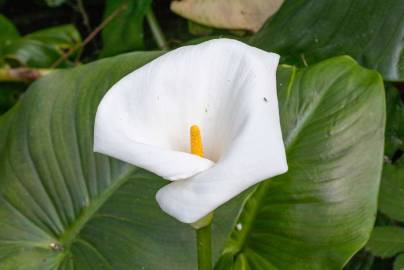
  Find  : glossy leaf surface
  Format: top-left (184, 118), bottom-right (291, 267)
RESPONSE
top-left (251, 0), bottom-right (404, 81)
top-left (216, 57), bottom-right (385, 270)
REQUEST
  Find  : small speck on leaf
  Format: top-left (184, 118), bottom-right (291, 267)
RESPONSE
top-left (236, 223), bottom-right (243, 231)
top-left (49, 242), bottom-right (63, 252)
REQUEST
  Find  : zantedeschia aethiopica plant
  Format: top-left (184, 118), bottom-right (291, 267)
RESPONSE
top-left (93, 39), bottom-right (288, 223)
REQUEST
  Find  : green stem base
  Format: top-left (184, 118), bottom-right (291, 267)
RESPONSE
top-left (196, 223), bottom-right (212, 270)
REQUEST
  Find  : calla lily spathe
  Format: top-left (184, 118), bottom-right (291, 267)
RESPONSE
top-left (94, 39), bottom-right (288, 223)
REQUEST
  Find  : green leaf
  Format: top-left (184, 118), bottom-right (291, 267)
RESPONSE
top-left (2, 24), bottom-right (81, 68)
top-left (395, 254), bottom-right (404, 270)
top-left (100, 0), bottom-right (152, 57)
top-left (216, 57), bottom-right (385, 270)
top-left (0, 15), bottom-right (20, 56)
top-left (25, 24), bottom-right (81, 50)
top-left (379, 157), bottom-right (404, 222)
top-left (367, 226), bottom-right (404, 258)
top-left (0, 51), bottom-right (244, 269)
top-left (251, 0), bottom-right (404, 81)
top-left (385, 88), bottom-right (404, 156)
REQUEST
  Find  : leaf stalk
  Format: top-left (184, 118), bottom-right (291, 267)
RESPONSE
top-left (146, 8), bottom-right (169, 50)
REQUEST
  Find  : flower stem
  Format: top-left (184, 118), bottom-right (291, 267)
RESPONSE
top-left (146, 8), bottom-right (169, 50)
top-left (196, 223), bottom-right (212, 270)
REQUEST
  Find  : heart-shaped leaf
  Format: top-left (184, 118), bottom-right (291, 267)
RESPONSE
top-left (251, 0), bottom-right (404, 81)
top-left (216, 56), bottom-right (385, 270)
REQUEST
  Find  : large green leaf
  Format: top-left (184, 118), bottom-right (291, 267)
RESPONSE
top-left (100, 0), bottom-right (152, 57)
top-left (0, 53), bottom-right (385, 269)
top-left (379, 157), bottom-right (404, 222)
top-left (251, 0), bottom-right (404, 82)
top-left (0, 51), bottom-right (243, 269)
top-left (216, 56), bottom-right (385, 270)
top-left (2, 24), bottom-right (81, 68)
top-left (367, 226), bottom-right (404, 258)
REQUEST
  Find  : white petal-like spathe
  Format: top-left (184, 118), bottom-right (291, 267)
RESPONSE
top-left (94, 39), bottom-right (287, 223)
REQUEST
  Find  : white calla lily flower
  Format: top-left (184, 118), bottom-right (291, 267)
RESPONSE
top-left (94, 39), bottom-right (288, 223)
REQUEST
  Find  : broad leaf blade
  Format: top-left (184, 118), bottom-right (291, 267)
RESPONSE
top-left (251, 0), bottom-right (404, 81)
top-left (216, 57), bottom-right (385, 270)
top-left (367, 226), bottom-right (404, 258)
top-left (379, 157), bottom-right (404, 222)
